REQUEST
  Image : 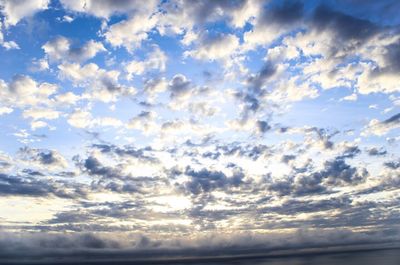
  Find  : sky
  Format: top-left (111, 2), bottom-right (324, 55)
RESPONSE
top-left (0, 0), bottom-right (400, 263)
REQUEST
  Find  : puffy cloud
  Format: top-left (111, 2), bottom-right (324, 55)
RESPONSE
top-left (1, 0), bottom-right (400, 260)
top-left (243, 0), bottom-right (305, 49)
top-left (0, 173), bottom-right (84, 198)
top-left (158, 0), bottom-right (261, 36)
top-left (67, 109), bottom-right (92, 129)
top-left (367, 147), bottom-right (387, 156)
top-left (67, 109), bottom-right (123, 129)
top-left (0, 0), bottom-right (49, 27)
top-left (30, 58), bottom-right (49, 72)
top-left (168, 74), bottom-right (193, 98)
top-left (30, 120), bottom-right (49, 130)
top-left (188, 102), bottom-right (219, 117)
top-left (55, 92), bottom-right (81, 106)
top-left (0, 75), bottom-right (57, 108)
top-left (1, 39), bottom-right (19, 50)
top-left (127, 111), bottom-right (158, 134)
top-left (181, 166), bottom-right (244, 195)
top-left (185, 33), bottom-right (240, 62)
top-left (22, 108), bottom-right (60, 120)
top-left (143, 77), bottom-right (168, 98)
top-left (0, 106), bottom-right (13, 115)
top-left (362, 113), bottom-right (400, 136)
top-left (18, 147), bottom-right (68, 169)
top-left (104, 12), bottom-right (158, 52)
top-left (125, 46), bottom-right (167, 79)
top-left (43, 36), bottom-right (106, 63)
top-left (60, 0), bottom-right (158, 19)
top-left (58, 62), bottom-right (135, 102)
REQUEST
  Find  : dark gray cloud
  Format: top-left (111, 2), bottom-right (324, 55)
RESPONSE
top-left (247, 63), bottom-right (277, 92)
top-left (256, 120), bottom-right (271, 133)
top-left (79, 156), bottom-right (157, 194)
top-left (367, 147), bottom-right (387, 156)
top-left (18, 147), bottom-right (67, 168)
top-left (182, 166), bottom-right (244, 195)
top-left (312, 5), bottom-right (379, 42)
top-left (168, 74), bottom-right (192, 98)
top-left (0, 173), bottom-right (85, 199)
top-left (162, 0), bottom-right (252, 27)
top-left (0, 228), bottom-right (399, 264)
top-left (82, 156), bottom-right (121, 179)
top-left (322, 158), bottom-right (367, 185)
top-left (281, 154), bottom-right (296, 164)
top-left (269, 155), bottom-right (367, 197)
top-left (384, 160), bottom-right (400, 170)
top-left (334, 0), bottom-right (400, 26)
top-left (260, 0), bottom-right (305, 26)
top-left (306, 127), bottom-right (338, 150)
top-left (383, 113), bottom-right (400, 124)
top-left (261, 196), bottom-right (352, 216)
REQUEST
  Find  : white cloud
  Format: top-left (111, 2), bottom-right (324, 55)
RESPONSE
top-left (30, 58), bottom-right (49, 72)
top-left (357, 63), bottom-right (400, 94)
top-left (362, 113), bottom-right (400, 136)
top-left (93, 117), bottom-right (123, 128)
top-left (58, 62), bottom-right (100, 84)
top-left (127, 111), bottom-right (158, 134)
top-left (104, 13), bottom-right (158, 52)
top-left (62, 15), bottom-right (74, 23)
top-left (125, 46), bottom-right (167, 79)
top-left (0, 0), bottom-right (49, 27)
top-left (168, 74), bottom-right (192, 99)
top-left (30, 120), bottom-right (48, 130)
top-left (0, 75), bottom-right (57, 108)
top-left (143, 78), bottom-right (168, 100)
top-left (55, 92), bottom-right (81, 106)
top-left (67, 109), bottom-right (123, 129)
top-left (22, 108), bottom-right (60, 120)
top-left (43, 36), bottom-right (106, 63)
top-left (185, 33), bottom-right (240, 62)
top-left (2, 40), bottom-right (19, 50)
top-left (0, 106), bottom-right (13, 115)
top-left (341, 93), bottom-right (358, 101)
top-left (58, 62), bottom-right (135, 103)
top-left (60, 0), bottom-right (158, 19)
top-left (0, 21), bottom-right (20, 50)
top-left (67, 110), bottom-right (92, 129)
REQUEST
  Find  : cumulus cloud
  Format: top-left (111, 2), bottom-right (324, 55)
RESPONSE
top-left (362, 113), bottom-right (400, 136)
top-left (67, 109), bottom-right (92, 129)
top-left (0, 75), bottom-right (58, 108)
top-left (43, 36), bottom-right (106, 63)
top-left (185, 32), bottom-right (240, 62)
top-left (58, 62), bottom-right (135, 102)
top-left (1, 0), bottom-right (400, 262)
top-left (0, 0), bottom-right (49, 27)
top-left (0, 106), bottom-right (13, 115)
top-left (168, 74), bottom-right (193, 99)
top-left (60, 0), bottom-right (158, 19)
top-left (18, 146), bottom-right (68, 169)
top-left (104, 12), bottom-right (158, 52)
top-left (125, 45), bottom-right (167, 80)
top-left (0, 173), bottom-right (84, 198)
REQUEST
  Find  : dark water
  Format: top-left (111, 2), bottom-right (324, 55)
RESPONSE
top-left (3, 248), bottom-right (400, 265)
top-left (172, 249), bottom-right (400, 265)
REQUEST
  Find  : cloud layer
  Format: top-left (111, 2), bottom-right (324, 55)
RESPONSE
top-left (0, 0), bottom-right (399, 263)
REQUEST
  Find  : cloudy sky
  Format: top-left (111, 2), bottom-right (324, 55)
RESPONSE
top-left (0, 0), bottom-right (400, 263)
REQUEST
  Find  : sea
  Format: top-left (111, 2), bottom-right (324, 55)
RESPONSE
top-left (2, 248), bottom-right (400, 265)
